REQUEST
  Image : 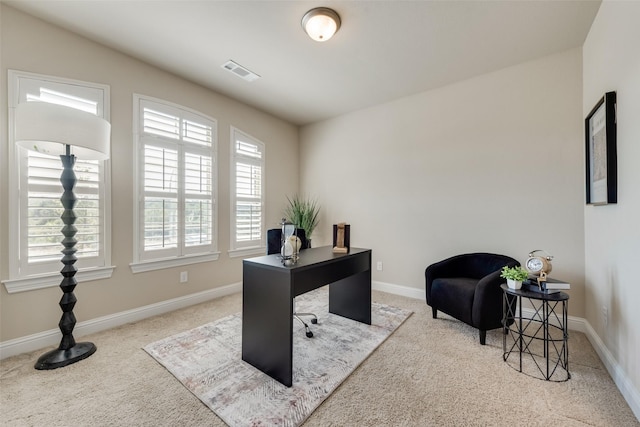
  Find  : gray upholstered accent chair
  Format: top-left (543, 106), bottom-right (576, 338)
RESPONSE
top-left (425, 253), bottom-right (519, 345)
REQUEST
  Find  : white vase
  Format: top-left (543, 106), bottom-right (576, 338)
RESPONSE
top-left (507, 279), bottom-right (522, 290)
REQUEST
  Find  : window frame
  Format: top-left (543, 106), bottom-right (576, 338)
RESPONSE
top-left (228, 126), bottom-right (266, 258)
top-left (3, 70), bottom-right (113, 294)
top-left (130, 94), bottom-right (219, 273)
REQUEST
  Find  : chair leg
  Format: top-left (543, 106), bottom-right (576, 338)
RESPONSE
top-left (294, 315), bottom-right (314, 338)
top-left (293, 297), bottom-right (316, 337)
top-left (295, 312), bottom-right (317, 324)
top-left (432, 307), bottom-right (437, 319)
top-left (479, 330), bottom-right (486, 345)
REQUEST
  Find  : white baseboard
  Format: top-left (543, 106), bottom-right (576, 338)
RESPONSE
top-left (0, 282), bottom-right (241, 360)
top-left (2, 279), bottom-right (638, 422)
top-left (374, 280), bottom-right (586, 335)
top-left (582, 320), bottom-right (640, 421)
top-left (373, 280), bottom-right (424, 300)
top-left (0, 280), bottom-right (420, 360)
top-left (519, 307), bottom-right (587, 334)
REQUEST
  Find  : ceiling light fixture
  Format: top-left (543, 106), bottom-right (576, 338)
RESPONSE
top-left (301, 7), bottom-right (341, 42)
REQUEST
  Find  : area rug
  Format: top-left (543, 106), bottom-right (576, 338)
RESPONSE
top-left (144, 288), bottom-right (412, 427)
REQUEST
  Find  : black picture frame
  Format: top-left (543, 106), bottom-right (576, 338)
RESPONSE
top-left (585, 91), bottom-right (617, 205)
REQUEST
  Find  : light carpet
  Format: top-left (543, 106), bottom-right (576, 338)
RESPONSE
top-left (143, 288), bottom-right (412, 427)
top-left (2, 290), bottom-right (638, 426)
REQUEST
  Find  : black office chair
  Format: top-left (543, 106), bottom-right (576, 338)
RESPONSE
top-left (266, 228), bottom-right (318, 338)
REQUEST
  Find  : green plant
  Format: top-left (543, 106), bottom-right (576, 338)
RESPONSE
top-left (284, 194), bottom-right (320, 239)
top-left (500, 265), bottom-right (528, 282)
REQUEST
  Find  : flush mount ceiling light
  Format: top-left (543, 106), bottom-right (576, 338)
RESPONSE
top-left (301, 7), bottom-right (341, 42)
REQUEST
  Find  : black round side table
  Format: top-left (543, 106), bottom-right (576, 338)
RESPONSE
top-left (501, 284), bottom-right (570, 381)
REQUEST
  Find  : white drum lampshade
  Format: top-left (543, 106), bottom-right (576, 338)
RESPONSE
top-left (15, 101), bottom-right (110, 159)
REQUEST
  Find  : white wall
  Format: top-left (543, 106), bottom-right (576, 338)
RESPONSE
top-left (300, 48), bottom-right (586, 315)
top-left (583, 0), bottom-right (640, 414)
top-left (0, 5), bottom-right (299, 342)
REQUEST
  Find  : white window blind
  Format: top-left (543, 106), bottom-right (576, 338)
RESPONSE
top-left (134, 96), bottom-right (217, 265)
top-left (7, 71), bottom-right (111, 281)
top-left (27, 153), bottom-right (101, 262)
top-left (231, 128), bottom-right (265, 250)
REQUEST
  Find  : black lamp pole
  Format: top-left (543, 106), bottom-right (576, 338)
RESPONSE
top-left (34, 144), bottom-right (97, 370)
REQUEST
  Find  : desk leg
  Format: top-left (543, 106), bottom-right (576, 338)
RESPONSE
top-left (242, 264), bottom-right (294, 387)
top-left (329, 269), bottom-right (371, 325)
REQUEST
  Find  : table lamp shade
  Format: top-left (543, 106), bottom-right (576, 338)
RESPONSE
top-left (14, 102), bottom-right (110, 160)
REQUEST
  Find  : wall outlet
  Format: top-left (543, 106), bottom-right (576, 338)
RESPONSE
top-left (376, 261), bottom-right (383, 271)
top-left (180, 271), bottom-right (188, 283)
top-left (602, 306), bottom-right (608, 327)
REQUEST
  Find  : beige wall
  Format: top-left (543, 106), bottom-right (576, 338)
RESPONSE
top-left (0, 5), bottom-right (299, 341)
top-left (1, 1), bottom-right (639, 416)
top-left (583, 0), bottom-right (640, 408)
top-left (300, 48), bottom-right (586, 316)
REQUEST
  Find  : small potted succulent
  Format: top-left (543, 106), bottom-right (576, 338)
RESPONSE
top-left (500, 265), bottom-right (528, 290)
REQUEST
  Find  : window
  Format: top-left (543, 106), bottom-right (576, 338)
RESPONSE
top-left (229, 127), bottom-right (265, 256)
top-left (3, 71), bottom-right (112, 293)
top-left (131, 95), bottom-right (218, 272)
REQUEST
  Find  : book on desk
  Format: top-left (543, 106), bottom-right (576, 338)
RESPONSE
top-left (522, 277), bottom-right (570, 294)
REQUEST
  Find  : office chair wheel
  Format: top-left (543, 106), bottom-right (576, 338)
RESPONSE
top-left (311, 318), bottom-right (318, 324)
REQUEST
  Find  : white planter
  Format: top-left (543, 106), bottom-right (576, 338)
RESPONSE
top-left (507, 279), bottom-right (522, 290)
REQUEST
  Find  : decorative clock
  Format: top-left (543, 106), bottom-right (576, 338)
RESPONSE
top-left (526, 250), bottom-right (553, 283)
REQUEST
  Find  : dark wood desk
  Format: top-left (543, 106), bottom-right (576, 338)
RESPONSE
top-left (242, 246), bottom-right (372, 387)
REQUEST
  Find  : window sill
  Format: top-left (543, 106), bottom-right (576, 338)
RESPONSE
top-left (228, 246), bottom-right (265, 258)
top-left (2, 266), bottom-right (115, 294)
top-left (129, 252), bottom-right (220, 273)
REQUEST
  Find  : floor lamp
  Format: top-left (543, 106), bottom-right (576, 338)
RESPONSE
top-left (14, 102), bottom-right (111, 370)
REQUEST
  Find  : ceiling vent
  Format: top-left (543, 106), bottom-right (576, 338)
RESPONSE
top-left (221, 60), bottom-right (261, 82)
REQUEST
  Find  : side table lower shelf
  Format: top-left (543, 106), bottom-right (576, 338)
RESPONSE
top-left (501, 284), bottom-right (570, 382)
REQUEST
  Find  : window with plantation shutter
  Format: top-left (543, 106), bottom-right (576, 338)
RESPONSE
top-left (131, 95), bottom-right (218, 272)
top-left (4, 70), bottom-right (112, 293)
top-left (26, 153), bottom-right (102, 261)
top-left (230, 127), bottom-right (265, 254)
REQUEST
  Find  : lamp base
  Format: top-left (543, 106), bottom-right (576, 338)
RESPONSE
top-left (34, 342), bottom-right (97, 370)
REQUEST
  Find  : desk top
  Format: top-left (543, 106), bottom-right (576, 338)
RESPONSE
top-left (243, 246), bottom-right (370, 271)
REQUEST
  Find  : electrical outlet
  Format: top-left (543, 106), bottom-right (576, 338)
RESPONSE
top-left (602, 306), bottom-right (608, 327)
top-left (376, 261), bottom-right (383, 271)
top-left (180, 271), bottom-right (188, 283)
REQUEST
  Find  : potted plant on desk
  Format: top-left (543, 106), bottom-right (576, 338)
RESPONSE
top-left (500, 265), bottom-right (528, 290)
top-left (284, 194), bottom-right (320, 246)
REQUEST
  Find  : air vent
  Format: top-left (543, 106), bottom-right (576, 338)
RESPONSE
top-left (221, 60), bottom-right (261, 82)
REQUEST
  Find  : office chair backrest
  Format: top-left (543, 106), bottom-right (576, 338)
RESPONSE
top-left (266, 228), bottom-right (309, 255)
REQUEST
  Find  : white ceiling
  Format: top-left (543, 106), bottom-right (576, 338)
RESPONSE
top-left (5, 0), bottom-right (601, 125)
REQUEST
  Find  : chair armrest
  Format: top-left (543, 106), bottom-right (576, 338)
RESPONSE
top-left (472, 261), bottom-right (518, 329)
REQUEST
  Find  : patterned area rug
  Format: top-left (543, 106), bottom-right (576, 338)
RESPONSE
top-left (144, 288), bottom-right (412, 427)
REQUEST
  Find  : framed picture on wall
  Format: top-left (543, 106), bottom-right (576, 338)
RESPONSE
top-left (585, 91), bottom-right (617, 205)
